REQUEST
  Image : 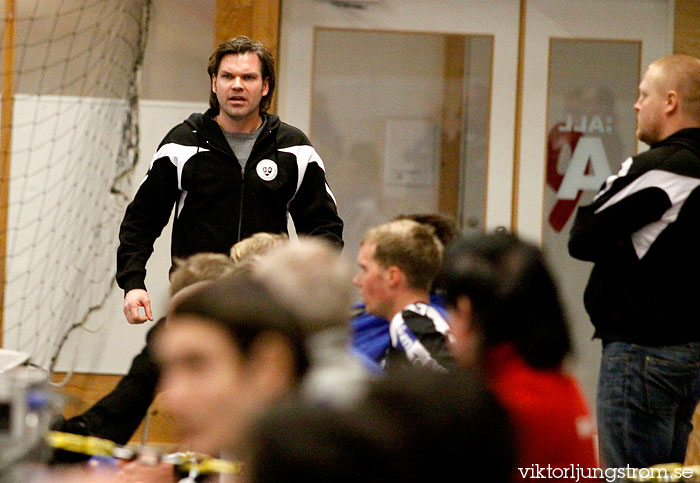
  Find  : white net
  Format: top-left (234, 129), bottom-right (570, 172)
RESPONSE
top-left (1, 0), bottom-right (150, 370)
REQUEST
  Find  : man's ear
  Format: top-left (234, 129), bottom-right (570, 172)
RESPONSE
top-left (385, 265), bottom-right (404, 289)
top-left (246, 332), bottom-right (297, 400)
top-left (666, 90), bottom-right (679, 115)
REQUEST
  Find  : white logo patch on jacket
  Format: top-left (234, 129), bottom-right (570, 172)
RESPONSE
top-left (256, 159), bottom-right (278, 181)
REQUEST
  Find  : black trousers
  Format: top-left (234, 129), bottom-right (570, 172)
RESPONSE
top-left (56, 317), bottom-right (165, 445)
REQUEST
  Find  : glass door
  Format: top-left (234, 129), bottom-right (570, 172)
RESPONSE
top-left (278, 0), bottom-right (521, 260)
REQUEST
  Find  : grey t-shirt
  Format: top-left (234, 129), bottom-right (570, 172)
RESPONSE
top-left (222, 118), bottom-right (266, 169)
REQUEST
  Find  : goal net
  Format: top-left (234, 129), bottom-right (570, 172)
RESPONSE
top-left (1, 0), bottom-right (150, 371)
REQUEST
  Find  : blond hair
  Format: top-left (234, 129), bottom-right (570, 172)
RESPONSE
top-left (169, 252), bottom-right (237, 296)
top-left (362, 219), bottom-right (443, 291)
top-left (230, 232), bottom-right (289, 263)
top-left (651, 55), bottom-right (700, 121)
top-left (254, 237), bottom-right (352, 333)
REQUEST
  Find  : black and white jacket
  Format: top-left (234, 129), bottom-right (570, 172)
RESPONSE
top-left (569, 128), bottom-right (700, 345)
top-left (117, 109), bottom-right (343, 293)
top-left (382, 302), bottom-right (455, 373)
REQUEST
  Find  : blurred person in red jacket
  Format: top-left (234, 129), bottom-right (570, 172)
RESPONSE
top-left (436, 232), bottom-right (598, 481)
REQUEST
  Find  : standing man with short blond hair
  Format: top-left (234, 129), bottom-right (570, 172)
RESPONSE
top-left (117, 36), bottom-right (343, 325)
top-left (569, 54), bottom-right (700, 469)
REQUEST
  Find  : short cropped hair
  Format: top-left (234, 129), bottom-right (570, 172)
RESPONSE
top-left (169, 252), bottom-right (237, 296)
top-left (255, 237), bottom-right (353, 333)
top-left (436, 232), bottom-right (571, 369)
top-left (230, 232), bottom-right (289, 264)
top-left (651, 54), bottom-right (700, 122)
top-left (207, 36), bottom-right (276, 114)
top-left (171, 270), bottom-right (309, 381)
top-left (362, 219), bottom-right (443, 292)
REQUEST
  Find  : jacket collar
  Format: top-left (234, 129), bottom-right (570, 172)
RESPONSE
top-left (653, 127), bottom-right (700, 158)
top-left (185, 109), bottom-right (280, 154)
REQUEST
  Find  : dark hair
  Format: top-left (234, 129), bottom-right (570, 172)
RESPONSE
top-left (436, 232), bottom-right (571, 368)
top-left (247, 371), bottom-right (515, 483)
top-left (395, 212), bottom-right (457, 246)
top-left (207, 36), bottom-right (276, 114)
top-left (171, 270), bottom-right (308, 380)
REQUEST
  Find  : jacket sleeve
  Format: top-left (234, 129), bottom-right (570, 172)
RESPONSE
top-left (116, 153), bottom-right (179, 293)
top-left (568, 178), bottom-right (671, 262)
top-left (288, 147), bottom-right (344, 249)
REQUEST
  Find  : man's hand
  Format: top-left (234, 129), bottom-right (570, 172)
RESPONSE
top-left (123, 288), bottom-right (153, 324)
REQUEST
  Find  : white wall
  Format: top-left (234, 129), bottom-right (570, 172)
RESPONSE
top-left (4, 95), bottom-right (133, 370)
top-left (3, 0), bottom-right (214, 374)
top-left (140, 0), bottom-right (215, 103)
top-left (4, 96), bottom-right (206, 373)
top-left (49, 100), bottom-right (207, 373)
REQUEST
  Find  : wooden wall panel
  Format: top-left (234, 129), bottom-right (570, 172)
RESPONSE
top-left (0, 0), bottom-right (16, 348)
top-left (674, 0), bottom-right (700, 57)
top-left (214, 0), bottom-right (281, 111)
top-left (54, 372), bottom-right (176, 446)
top-left (215, 0), bottom-right (280, 50)
top-left (438, 35), bottom-right (466, 220)
top-left (511, 0), bottom-right (526, 232)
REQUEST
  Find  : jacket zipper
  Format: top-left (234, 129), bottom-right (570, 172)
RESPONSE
top-left (233, 123), bottom-right (275, 242)
top-left (194, 117), bottom-right (275, 243)
top-left (237, 167), bottom-right (245, 242)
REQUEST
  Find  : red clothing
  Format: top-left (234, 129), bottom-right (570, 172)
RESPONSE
top-left (487, 344), bottom-right (598, 481)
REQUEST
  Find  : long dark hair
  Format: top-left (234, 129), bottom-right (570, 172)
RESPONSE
top-left (437, 233), bottom-right (571, 368)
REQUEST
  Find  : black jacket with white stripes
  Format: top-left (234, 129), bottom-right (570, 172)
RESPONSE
top-left (569, 128), bottom-right (700, 345)
top-left (116, 109), bottom-right (343, 294)
top-left (382, 302), bottom-right (455, 374)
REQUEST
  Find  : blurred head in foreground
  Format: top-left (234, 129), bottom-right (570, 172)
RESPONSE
top-left (255, 236), bottom-right (353, 334)
top-left (436, 232), bottom-right (571, 370)
top-left (246, 371), bottom-right (515, 483)
top-left (255, 237), bottom-right (369, 406)
top-left (156, 269), bottom-right (308, 455)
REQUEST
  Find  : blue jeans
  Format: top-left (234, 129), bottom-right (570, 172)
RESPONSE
top-left (597, 341), bottom-right (700, 470)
